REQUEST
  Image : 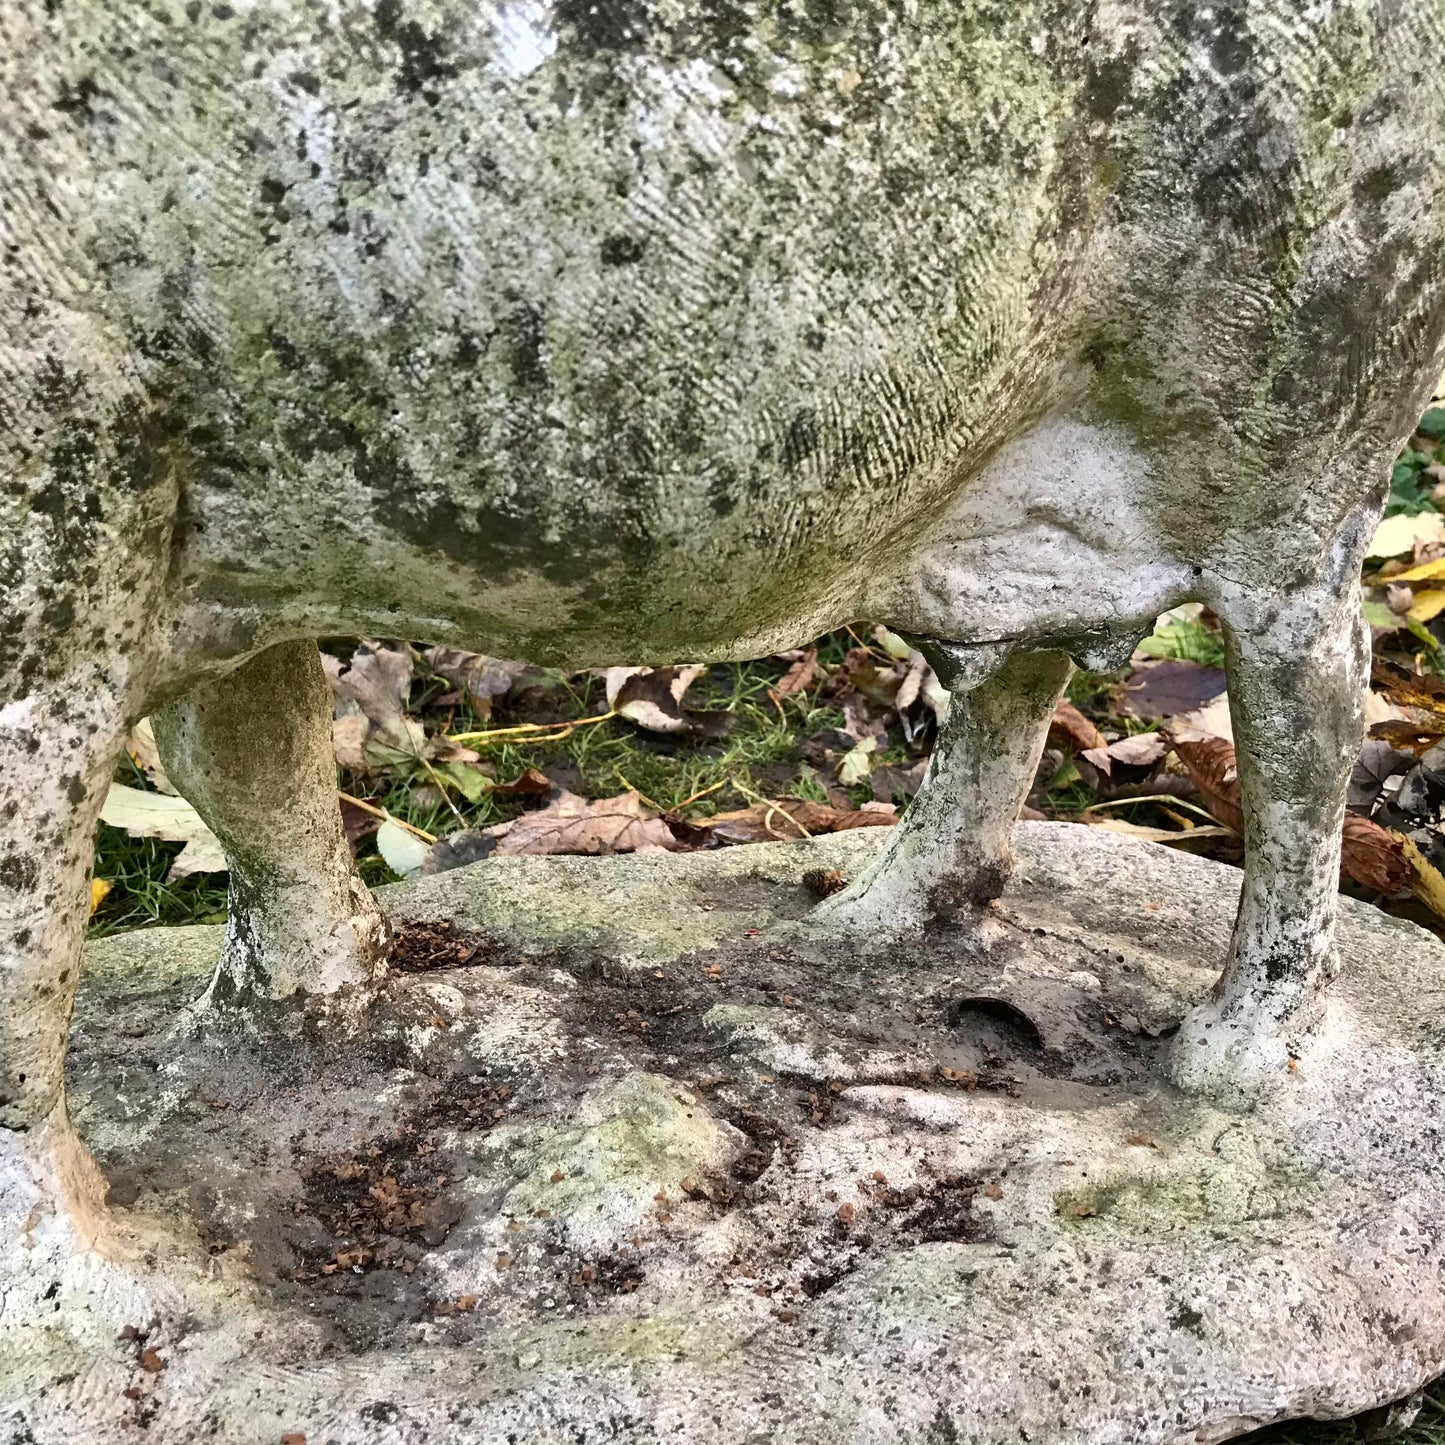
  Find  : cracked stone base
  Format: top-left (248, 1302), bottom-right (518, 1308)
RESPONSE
top-left (6, 822), bottom-right (1445, 1444)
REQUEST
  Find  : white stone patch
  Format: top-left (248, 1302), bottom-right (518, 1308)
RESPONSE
top-left (490, 3), bottom-right (558, 80)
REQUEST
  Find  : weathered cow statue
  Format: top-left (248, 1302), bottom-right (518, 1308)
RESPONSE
top-left (2, 0), bottom-right (1444, 1253)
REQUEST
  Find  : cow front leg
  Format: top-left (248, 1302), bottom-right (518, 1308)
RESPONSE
top-left (0, 676), bottom-right (129, 1257)
top-left (153, 640), bottom-right (390, 1006)
top-left (815, 648), bottom-right (1072, 934)
top-left (1168, 566), bottom-right (1370, 1107)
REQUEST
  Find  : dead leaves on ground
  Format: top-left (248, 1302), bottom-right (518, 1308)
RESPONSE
top-left (415, 787), bottom-right (899, 876)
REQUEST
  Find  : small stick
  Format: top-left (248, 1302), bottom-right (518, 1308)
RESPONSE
top-left (447, 710), bottom-right (617, 746)
top-left (672, 780), bottom-right (726, 810)
top-left (1081, 794), bottom-right (1231, 829)
top-left (731, 779), bottom-right (812, 839)
top-left (337, 791), bottom-right (437, 844)
top-left (613, 769), bottom-right (665, 814)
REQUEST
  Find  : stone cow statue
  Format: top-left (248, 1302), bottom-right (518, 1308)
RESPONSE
top-left (2, 0), bottom-right (1444, 1251)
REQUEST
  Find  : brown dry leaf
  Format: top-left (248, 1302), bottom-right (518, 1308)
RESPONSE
top-left (1049, 701), bottom-right (1106, 754)
top-left (1340, 814), bottom-right (1411, 895)
top-left (490, 767), bottom-right (552, 797)
top-left (1369, 719), bottom-right (1445, 755)
top-left (332, 713), bottom-right (371, 771)
top-left (423, 648), bottom-right (526, 719)
top-left (775, 647), bottom-right (819, 695)
top-left (1372, 660), bottom-right (1445, 722)
top-left (1164, 734), bottom-right (1244, 834)
top-left (323, 642), bottom-right (413, 731)
top-left (489, 789), bottom-right (679, 857)
top-left (605, 665), bottom-right (735, 738)
top-left (139, 1347), bottom-right (165, 1374)
top-left (1118, 660), bottom-right (1227, 720)
top-left (699, 798), bottom-right (897, 845)
top-left (1169, 732), bottom-right (1412, 894)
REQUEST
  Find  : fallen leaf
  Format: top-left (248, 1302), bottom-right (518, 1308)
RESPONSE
top-left (90, 878), bottom-right (112, 913)
top-left (893, 651), bottom-right (927, 713)
top-left (423, 649), bottom-right (526, 718)
top-left (1368, 510), bottom-right (1445, 560)
top-left (1409, 590), bottom-right (1445, 623)
top-left (323, 642), bottom-right (413, 730)
top-left (125, 718), bottom-right (177, 795)
top-left (491, 767), bottom-right (553, 797)
top-left (1399, 832), bottom-right (1445, 923)
top-left (339, 797), bottom-right (382, 851)
top-left (484, 789), bottom-right (678, 857)
top-left (1385, 554), bottom-right (1445, 584)
top-left (774, 648), bottom-right (819, 695)
top-left (376, 818), bottom-right (430, 879)
top-left (332, 713), bottom-right (371, 771)
top-left (1348, 740), bottom-right (1418, 810)
top-left (139, 1347), bottom-right (165, 1373)
top-left (100, 784), bottom-right (227, 878)
top-left (1166, 694), bottom-right (1235, 744)
top-left (606, 666), bottom-right (735, 738)
top-left (836, 736), bottom-right (877, 786)
top-left (435, 761), bottom-right (493, 802)
top-left (1118, 660), bottom-right (1227, 720)
top-left (1372, 660), bottom-right (1445, 721)
top-left (1049, 701), bottom-right (1106, 753)
top-left (1368, 720), bottom-right (1445, 755)
top-left (1341, 814), bottom-right (1411, 894)
top-left (1163, 734), bottom-right (1243, 833)
top-left (699, 798), bottom-right (896, 844)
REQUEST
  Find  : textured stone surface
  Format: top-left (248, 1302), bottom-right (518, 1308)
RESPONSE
top-left (3, 822), bottom-right (1443, 1443)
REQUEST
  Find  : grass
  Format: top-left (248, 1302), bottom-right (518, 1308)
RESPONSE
top-left (1250, 1388), bottom-right (1445, 1445)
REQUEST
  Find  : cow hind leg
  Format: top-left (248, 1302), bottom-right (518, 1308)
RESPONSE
top-left (814, 647), bottom-right (1072, 934)
top-left (153, 640), bottom-right (390, 1008)
top-left (0, 671), bottom-right (131, 1257)
top-left (1168, 536), bottom-right (1371, 1107)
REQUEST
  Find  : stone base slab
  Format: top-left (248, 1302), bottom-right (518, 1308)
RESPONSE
top-left (5, 822), bottom-right (1444, 1444)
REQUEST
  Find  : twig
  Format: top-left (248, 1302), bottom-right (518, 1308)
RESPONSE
top-left (417, 753), bottom-right (468, 826)
top-left (844, 624), bottom-right (895, 663)
top-left (447, 710), bottom-right (618, 747)
top-left (1082, 794), bottom-right (1232, 830)
top-left (337, 792), bottom-right (437, 845)
top-left (672, 780), bottom-right (726, 810)
top-left (613, 769), bottom-right (665, 814)
top-left (731, 779), bottom-right (812, 839)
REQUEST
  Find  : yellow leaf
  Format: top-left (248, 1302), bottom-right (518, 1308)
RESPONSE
top-left (1367, 511), bottom-right (1445, 560)
top-left (1389, 556), bottom-right (1445, 584)
top-left (90, 878), bottom-right (112, 913)
top-left (1397, 833), bottom-right (1445, 923)
top-left (1408, 589), bottom-right (1445, 622)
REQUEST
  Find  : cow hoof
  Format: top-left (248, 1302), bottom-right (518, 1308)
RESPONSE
top-left (0, 1108), bottom-right (113, 1266)
top-left (1166, 999), bottom-right (1295, 1110)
